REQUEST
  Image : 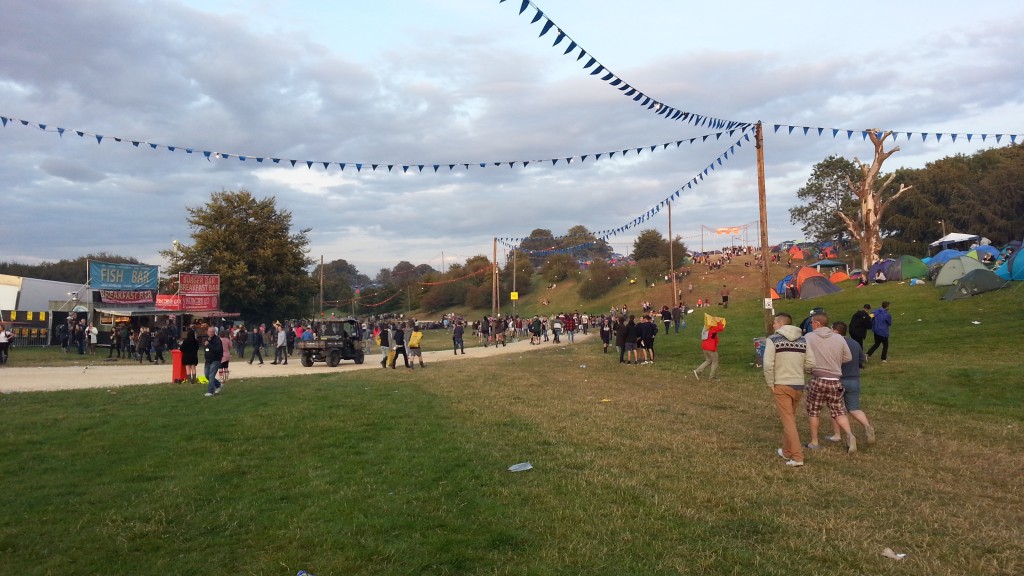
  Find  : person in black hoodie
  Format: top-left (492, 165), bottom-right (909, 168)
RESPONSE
top-left (848, 304), bottom-right (873, 351)
top-left (389, 325), bottom-right (410, 369)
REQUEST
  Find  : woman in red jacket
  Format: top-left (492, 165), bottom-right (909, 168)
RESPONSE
top-left (693, 321), bottom-right (724, 380)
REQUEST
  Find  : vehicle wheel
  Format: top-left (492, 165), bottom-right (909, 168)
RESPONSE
top-left (327, 350), bottom-right (341, 367)
top-left (300, 353), bottom-right (314, 367)
top-left (354, 351), bottom-right (365, 365)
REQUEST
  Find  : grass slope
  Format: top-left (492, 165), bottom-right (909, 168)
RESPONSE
top-left (1, 260), bottom-right (1022, 575)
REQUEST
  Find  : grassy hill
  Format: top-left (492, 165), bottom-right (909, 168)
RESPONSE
top-left (3, 255), bottom-right (1022, 574)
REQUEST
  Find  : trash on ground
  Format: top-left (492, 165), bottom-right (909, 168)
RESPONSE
top-left (881, 547), bottom-right (906, 560)
top-left (971, 320), bottom-right (981, 325)
top-left (508, 462), bottom-right (533, 472)
top-left (579, 364), bottom-right (586, 368)
top-left (600, 398), bottom-right (611, 403)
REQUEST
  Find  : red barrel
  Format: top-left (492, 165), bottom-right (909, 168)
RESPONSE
top-left (171, 349), bottom-right (186, 383)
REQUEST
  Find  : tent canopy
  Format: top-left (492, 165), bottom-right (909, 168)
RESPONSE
top-left (995, 251), bottom-right (1024, 280)
top-left (929, 232), bottom-right (980, 248)
top-left (934, 256), bottom-right (988, 286)
top-left (808, 259), bottom-right (846, 268)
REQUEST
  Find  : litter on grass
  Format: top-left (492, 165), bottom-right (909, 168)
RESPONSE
top-left (508, 462), bottom-right (533, 472)
top-left (971, 321), bottom-right (981, 325)
top-left (881, 548), bottom-right (907, 560)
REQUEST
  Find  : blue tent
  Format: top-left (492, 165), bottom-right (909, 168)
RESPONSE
top-left (928, 249), bottom-right (965, 265)
top-left (868, 259), bottom-right (895, 283)
top-left (776, 274), bottom-right (794, 297)
top-left (995, 251), bottom-right (1024, 280)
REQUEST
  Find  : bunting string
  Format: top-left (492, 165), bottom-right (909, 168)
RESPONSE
top-left (417, 266), bottom-right (491, 286)
top-left (770, 124), bottom-right (1021, 145)
top-left (498, 128), bottom-right (755, 256)
top-left (0, 114), bottom-right (742, 174)
top-left (499, 0), bottom-right (752, 131)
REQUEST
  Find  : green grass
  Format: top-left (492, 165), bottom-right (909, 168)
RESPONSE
top-left (1, 279), bottom-right (1022, 574)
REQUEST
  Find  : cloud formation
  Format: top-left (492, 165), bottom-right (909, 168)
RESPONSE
top-left (1, 0), bottom-right (1022, 274)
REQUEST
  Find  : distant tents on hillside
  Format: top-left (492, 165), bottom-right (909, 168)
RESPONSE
top-left (884, 255), bottom-right (929, 281)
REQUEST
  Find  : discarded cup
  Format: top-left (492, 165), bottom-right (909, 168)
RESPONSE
top-left (508, 462), bottom-right (533, 472)
top-left (579, 364), bottom-right (586, 368)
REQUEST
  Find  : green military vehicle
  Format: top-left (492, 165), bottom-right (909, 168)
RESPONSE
top-left (297, 317), bottom-right (366, 367)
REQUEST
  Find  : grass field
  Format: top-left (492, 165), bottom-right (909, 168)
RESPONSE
top-left (1, 277), bottom-right (1022, 575)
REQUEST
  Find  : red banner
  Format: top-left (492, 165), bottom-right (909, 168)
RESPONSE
top-left (101, 290), bottom-right (153, 305)
top-left (183, 294), bottom-right (219, 310)
top-left (179, 273), bottom-right (220, 295)
top-left (156, 294), bottom-right (182, 310)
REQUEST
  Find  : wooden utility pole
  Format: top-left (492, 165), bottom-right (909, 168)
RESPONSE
top-left (755, 122), bottom-right (773, 336)
top-left (319, 255), bottom-right (324, 319)
top-left (492, 238), bottom-right (499, 317)
top-left (668, 200), bottom-right (677, 305)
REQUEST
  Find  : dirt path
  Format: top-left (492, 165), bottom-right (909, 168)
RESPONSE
top-left (0, 334), bottom-right (594, 393)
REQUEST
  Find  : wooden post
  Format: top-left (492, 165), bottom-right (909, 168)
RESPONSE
top-left (492, 238), bottom-right (499, 317)
top-left (668, 200), bottom-right (677, 305)
top-left (755, 122), bottom-right (773, 336)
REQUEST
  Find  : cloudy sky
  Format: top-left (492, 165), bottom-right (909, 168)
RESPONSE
top-left (2, 0), bottom-right (1022, 276)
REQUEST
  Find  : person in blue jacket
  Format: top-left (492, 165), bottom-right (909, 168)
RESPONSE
top-left (866, 301), bottom-right (892, 362)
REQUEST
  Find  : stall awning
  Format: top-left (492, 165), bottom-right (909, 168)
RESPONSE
top-left (95, 307), bottom-right (240, 318)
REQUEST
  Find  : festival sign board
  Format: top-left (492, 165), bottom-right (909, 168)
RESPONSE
top-left (183, 294), bottom-right (219, 311)
top-left (156, 295), bottom-right (182, 310)
top-left (178, 273), bottom-right (220, 295)
top-left (88, 260), bottom-right (159, 291)
top-left (100, 290), bottom-right (153, 305)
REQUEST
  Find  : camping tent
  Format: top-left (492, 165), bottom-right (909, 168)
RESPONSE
top-left (928, 249), bottom-right (965, 265)
top-left (829, 271), bottom-right (851, 283)
top-left (934, 256), bottom-right (988, 286)
top-left (884, 255), bottom-right (929, 281)
top-left (788, 245), bottom-right (809, 260)
top-left (995, 251), bottom-right (1024, 280)
top-left (799, 276), bottom-right (842, 299)
top-left (965, 245), bottom-right (1000, 262)
top-left (794, 266), bottom-right (826, 290)
top-left (941, 269), bottom-right (1007, 300)
top-left (868, 259), bottom-right (895, 283)
top-left (776, 274), bottom-right (794, 297)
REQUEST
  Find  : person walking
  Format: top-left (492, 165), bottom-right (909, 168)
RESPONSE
top-left (152, 328), bottom-right (167, 365)
top-left (849, 304), bottom-right (873, 352)
top-left (599, 316), bottom-right (611, 353)
top-left (408, 324), bottom-right (425, 368)
top-left (803, 312), bottom-right (857, 453)
top-left (389, 325), bottom-right (410, 369)
top-left (661, 305), bottom-right (672, 335)
top-left (764, 312), bottom-right (815, 467)
top-left (866, 301), bottom-right (892, 362)
top-left (203, 326), bottom-right (223, 396)
top-left (108, 324), bottom-right (123, 359)
top-left (272, 321), bottom-right (288, 365)
top-left (828, 322), bottom-right (877, 445)
top-left (452, 321), bottom-right (465, 355)
top-left (693, 319), bottom-right (724, 380)
top-left (378, 324), bottom-right (392, 367)
top-left (248, 327), bottom-right (264, 365)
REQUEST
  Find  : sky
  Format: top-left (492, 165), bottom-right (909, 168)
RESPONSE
top-left (2, 0), bottom-right (1022, 277)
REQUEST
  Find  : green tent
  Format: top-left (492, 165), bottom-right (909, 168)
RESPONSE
top-left (885, 255), bottom-right (929, 281)
top-left (941, 269), bottom-right (1007, 300)
top-left (934, 256), bottom-right (988, 286)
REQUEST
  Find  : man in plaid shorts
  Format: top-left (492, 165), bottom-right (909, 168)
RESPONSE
top-left (803, 311), bottom-right (858, 454)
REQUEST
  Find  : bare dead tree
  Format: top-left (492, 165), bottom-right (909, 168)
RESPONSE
top-left (835, 129), bottom-right (913, 270)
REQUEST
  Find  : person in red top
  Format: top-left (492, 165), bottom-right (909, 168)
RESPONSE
top-left (693, 320), bottom-right (724, 380)
top-left (563, 314), bottom-right (576, 343)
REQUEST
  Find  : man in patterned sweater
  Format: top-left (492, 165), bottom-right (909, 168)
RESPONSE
top-left (763, 312), bottom-right (815, 467)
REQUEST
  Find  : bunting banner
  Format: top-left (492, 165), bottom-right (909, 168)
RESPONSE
top-left (498, 1), bottom-right (753, 131)
top-left (770, 124), bottom-right (1020, 145)
top-left (498, 128), bottom-right (754, 256)
top-left (0, 114), bottom-right (746, 175)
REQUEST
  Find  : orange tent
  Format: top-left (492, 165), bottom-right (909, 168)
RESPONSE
top-left (770, 288), bottom-right (781, 300)
top-left (829, 271), bottom-right (851, 283)
top-left (793, 266), bottom-right (826, 290)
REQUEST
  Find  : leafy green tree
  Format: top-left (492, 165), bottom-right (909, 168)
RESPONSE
top-left (539, 253), bottom-right (577, 283)
top-left (631, 230), bottom-right (666, 261)
top-left (578, 258), bottom-right (627, 299)
top-left (311, 258), bottom-right (371, 305)
top-left (789, 155), bottom-right (862, 244)
top-left (564, 225), bottom-right (613, 261)
top-left (635, 257), bottom-right (668, 286)
top-left (501, 250), bottom-right (535, 300)
top-left (161, 190), bottom-right (316, 322)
